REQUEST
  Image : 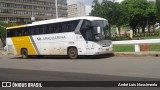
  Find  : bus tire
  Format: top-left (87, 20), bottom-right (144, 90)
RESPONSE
top-left (21, 49), bottom-right (28, 59)
top-left (68, 47), bottom-right (78, 59)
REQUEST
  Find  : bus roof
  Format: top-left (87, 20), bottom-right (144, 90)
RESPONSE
top-left (7, 16), bottom-right (107, 30)
top-left (29, 16), bottom-right (107, 27)
top-left (6, 25), bottom-right (25, 30)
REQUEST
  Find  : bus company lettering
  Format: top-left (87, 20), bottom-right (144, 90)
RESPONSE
top-left (37, 36), bottom-right (66, 41)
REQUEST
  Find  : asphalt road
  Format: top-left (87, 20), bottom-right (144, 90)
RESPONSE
top-left (0, 55), bottom-right (160, 90)
top-left (0, 68), bottom-right (160, 90)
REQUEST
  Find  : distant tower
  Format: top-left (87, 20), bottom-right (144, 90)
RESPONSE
top-left (67, 2), bottom-right (86, 18)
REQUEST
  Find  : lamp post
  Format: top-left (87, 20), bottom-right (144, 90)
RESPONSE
top-left (31, 0), bottom-right (35, 21)
top-left (55, 0), bottom-right (58, 18)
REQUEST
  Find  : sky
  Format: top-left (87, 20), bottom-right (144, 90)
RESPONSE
top-left (67, 0), bottom-right (124, 15)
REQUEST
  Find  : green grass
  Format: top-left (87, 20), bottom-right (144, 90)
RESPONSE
top-left (150, 45), bottom-right (160, 51)
top-left (113, 45), bottom-right (134, 52)
top-left (144, 36), bottom-right (160, 39)
top-left (113, 45), bottom-right (160, 52)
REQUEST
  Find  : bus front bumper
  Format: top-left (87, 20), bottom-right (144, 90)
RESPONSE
top-left (95, 46), bottom-right (113, 55)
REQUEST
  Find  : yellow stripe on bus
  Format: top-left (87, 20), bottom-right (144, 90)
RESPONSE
top-left (7, 25), bottom-right (26, 30)
top-left (11, 36), bottom-right (37, 55)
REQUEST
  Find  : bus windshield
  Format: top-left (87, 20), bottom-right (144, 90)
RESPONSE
top-left (92, 20), bottom-right (111, 41)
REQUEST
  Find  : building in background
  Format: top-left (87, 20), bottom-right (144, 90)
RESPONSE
top-left (0, 0), bottom-right (67, 24)
top-left (67, 2), bottom-right (86, 18)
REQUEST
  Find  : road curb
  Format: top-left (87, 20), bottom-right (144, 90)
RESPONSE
top-left (113, 52), bottom-right (160, 57)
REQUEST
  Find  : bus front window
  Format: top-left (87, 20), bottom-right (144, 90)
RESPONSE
top-left (80, 20), bottom-right (111, 42)
top-left (92, 20), bottom-right (111, 41)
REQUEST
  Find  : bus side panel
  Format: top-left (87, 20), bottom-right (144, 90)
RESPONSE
top-left (6, 38), bottom-right (17, 55)
top-left (11, 36), bottom-right (37, 55)
top-left (50, 42), bottom-right (66, 55)
top-left (75, 41), bottom-right (87, 55)
top-left (31, 33), bottom-right (76, 56)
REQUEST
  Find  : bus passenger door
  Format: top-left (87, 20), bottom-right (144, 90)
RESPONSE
top-left (86, 30), bottom-right (95, 55)
top-left (80, 20), bottom-right (95, 55)
top-left (86, 42), bottom-right (95, 55)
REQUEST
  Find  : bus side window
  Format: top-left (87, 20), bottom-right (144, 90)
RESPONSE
top-left (70, 20), bottom-right (79, 32)
top-left (19, 29), bottom-right (23, 36)
top-left (53, 24), bottom-right (56, 33)
top-left (80, 20), bottom-right (92, 41)
top-left (7, 30), bottom-right (10, 37)
top-left (7, 30), bottom-right (11, 37)
top-left (21, 28), bottom-right (24, 36)
top-left (55, 24), bottom-right (59, 33)
top-left (66, 22), bottom-right (71, 32)
top-left (49, 24), bottom-right (54, 33)
top-left (15, 29), bottom-right (18, 36)
top-left (11, 29), bottom-right (16, 37)
top-left (24, 28), bottom-right (29, 36)
top-left (15, 29), bottom-right (22, 36)
top-left (59, 23), bottom-right (62, 33)
top-left (29, 27), bottom-right (34, 35)
top-left (43, 25), bottom-right (46, 34)
top-left (62, 23), bottom-right (67, 32)
top-left (39, 25), bottom-right (43, 34)
top-left (43, 25), bottom-right (48, 34)
top-left (7, 30), bottom-right (14, 37)
top-left (70, 22), bottom-right (75, 32)
top-left (35, 26), bottom-right (39, 35)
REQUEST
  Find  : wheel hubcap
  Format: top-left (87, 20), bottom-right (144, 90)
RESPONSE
top-left (69, 49), bottom-right (77, 58)
top-left (22, 51), bottom-right (27, 58)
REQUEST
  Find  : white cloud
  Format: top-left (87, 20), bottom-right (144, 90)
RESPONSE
top-left (116, 0), bottom-right (124, 2)
top-left (85, 5), bottom-right (92, 15)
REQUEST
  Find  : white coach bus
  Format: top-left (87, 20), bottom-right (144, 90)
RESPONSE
top-left (6, 16), bottom-right (112, 59)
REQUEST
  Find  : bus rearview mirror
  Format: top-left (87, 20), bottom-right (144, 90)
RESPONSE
top-left (97, 27), bottom-right (101, 34)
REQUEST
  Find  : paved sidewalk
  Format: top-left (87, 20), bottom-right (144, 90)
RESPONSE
top-left (0, 49), bottom-right (7, 56)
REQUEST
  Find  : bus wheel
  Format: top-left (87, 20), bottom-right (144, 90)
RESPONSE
top-left (21, 49), bottom-right (28, 59)
top-left (68, 48), bottom-right (78, 59)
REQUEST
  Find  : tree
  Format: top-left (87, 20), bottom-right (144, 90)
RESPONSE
top-left (122, 0), bottom-right (153, 34)
top-left (91, 0), bottom-right (127, 35)
top-left (112, 2), bottom-right (128, 35)
top-left (91, 0), bottom-right (115, 24)
top-left (100, 0), bottom-right (114, 25)
top-left (90, 0), bottom-right (101, 17)
top-left (91, 0), bottom-right (157, 35)
top-left (156, 0), bottom-right (160, 22)
top-left (0, 22), bottom-right (16, 47)
top-left (91, 0), bottom-right (113, 35)
top-left (146, 3), bottom-right (156, 32)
